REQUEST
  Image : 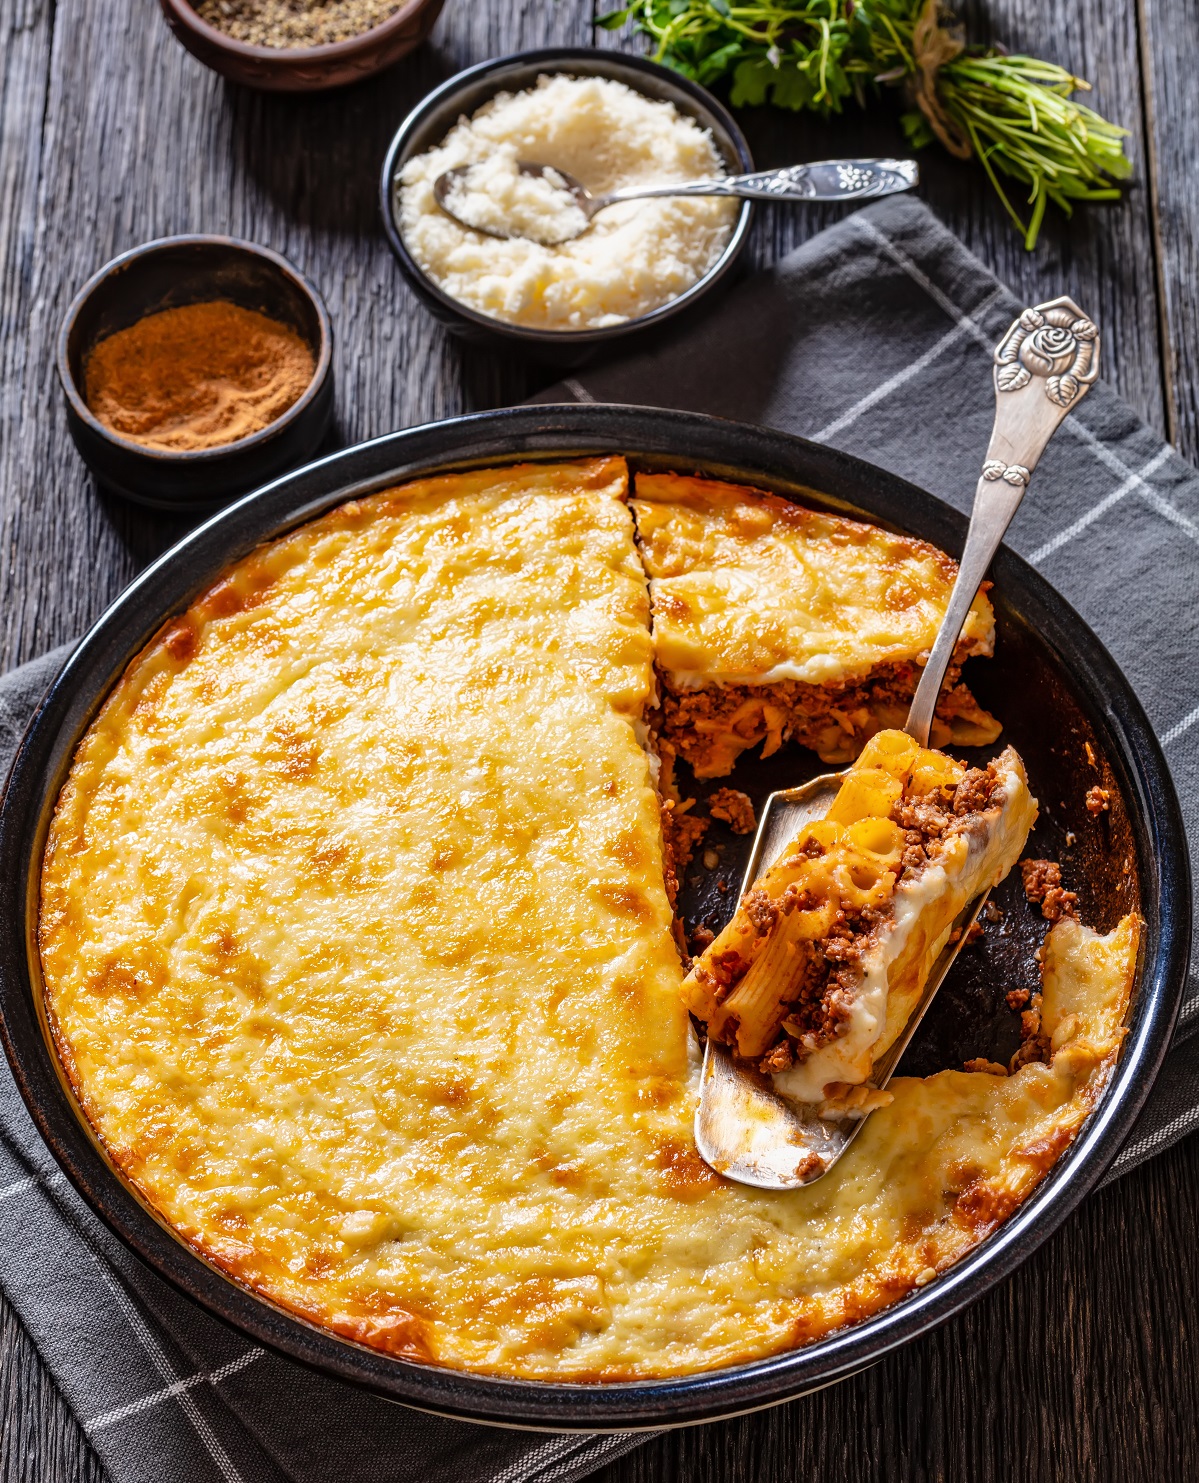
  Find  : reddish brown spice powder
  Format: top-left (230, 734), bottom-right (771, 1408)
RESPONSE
top-left (84, 300), bottom-right (315, 452)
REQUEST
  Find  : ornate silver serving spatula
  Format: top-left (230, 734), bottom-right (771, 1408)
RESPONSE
top-left (695, 296), bottom-right (1101, 1190)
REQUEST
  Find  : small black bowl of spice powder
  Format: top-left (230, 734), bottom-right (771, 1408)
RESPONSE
top-left (58, 236), bottom-right (333, 510)
top-left (158, 0), bottom-right (445, 91)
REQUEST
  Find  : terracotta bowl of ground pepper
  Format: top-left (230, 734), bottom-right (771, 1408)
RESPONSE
top-left (159, 0), bottom-right (446, 92)
top-left (58, 236), bottom-right (333, 510)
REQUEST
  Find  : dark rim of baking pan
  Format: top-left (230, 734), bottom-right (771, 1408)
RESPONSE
top-left (0, 406), bottom-right (1189, 1431)
top-left (56, 234), bottom-right (334, 463)
top-left (378, 48), bottom-right (755, 347)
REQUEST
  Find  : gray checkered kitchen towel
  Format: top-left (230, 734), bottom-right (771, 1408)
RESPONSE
top-left (1, 193), bottom-right (1196, 1482)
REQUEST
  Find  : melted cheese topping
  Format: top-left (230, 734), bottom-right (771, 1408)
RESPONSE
top-left (632, 471), bottom-right (995, 686)
top-left (39, 460), bottom-right (1136, 1381)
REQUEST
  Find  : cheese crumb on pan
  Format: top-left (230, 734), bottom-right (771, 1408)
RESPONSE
top-left (397, 74), bottom-right (738, 330)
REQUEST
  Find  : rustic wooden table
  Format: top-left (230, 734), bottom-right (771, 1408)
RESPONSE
top-left (1, 0), bottom-right (1196, 1478)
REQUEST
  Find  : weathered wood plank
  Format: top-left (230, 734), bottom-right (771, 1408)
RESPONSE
top-left (932, 0), bottom-right (1166, 435)
top-left (0, 1298), bottom-right (106, 1483)
top-left (1139, 0), bottom-right (1199, 462)
top-left (0, 0), bottom-right (57, 670)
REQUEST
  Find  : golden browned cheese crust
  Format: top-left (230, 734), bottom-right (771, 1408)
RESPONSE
top-left (40, 460), bottom-right (1135, 1381)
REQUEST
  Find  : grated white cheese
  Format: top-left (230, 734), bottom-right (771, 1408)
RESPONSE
top-left (440, 156), bottom-right (589, 245)
top-left (398, 74), bottom-right (738, 331)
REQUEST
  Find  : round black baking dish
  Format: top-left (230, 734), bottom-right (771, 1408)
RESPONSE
top-left (0, 406), bottom-right (1189, 1430)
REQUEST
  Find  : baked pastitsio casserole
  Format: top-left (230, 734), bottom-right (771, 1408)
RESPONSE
top-left (38, 458), bottom-right (1138, 1380)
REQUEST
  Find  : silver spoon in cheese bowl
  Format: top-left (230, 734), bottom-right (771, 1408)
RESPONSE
top-left (693, 296), bottom-right (1101, 1191)
top-left (432, 157), bottom-right (919, 244)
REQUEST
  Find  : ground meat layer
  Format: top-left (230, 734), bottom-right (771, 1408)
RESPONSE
top-left (655, 661), bottom-right (998, 780)
top-left (659, 801), bottom-right (709, 912)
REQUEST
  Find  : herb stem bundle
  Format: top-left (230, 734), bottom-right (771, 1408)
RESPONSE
top-left (598, 0), bottom-right (1130, 248)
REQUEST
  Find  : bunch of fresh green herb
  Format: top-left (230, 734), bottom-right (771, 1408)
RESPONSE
top-left (596, 0), bottom-right (1130, 248)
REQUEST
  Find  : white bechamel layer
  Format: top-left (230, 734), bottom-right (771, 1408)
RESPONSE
top-left (772, 861), bottom-right (956, 1104)
top-left (663, 634), bottom-right (995, 694)
top-left (665, 655), bottom-right (856, 690)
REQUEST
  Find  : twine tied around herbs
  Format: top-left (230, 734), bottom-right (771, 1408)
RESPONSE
top-left (909, 0), bottom-right (972, 160)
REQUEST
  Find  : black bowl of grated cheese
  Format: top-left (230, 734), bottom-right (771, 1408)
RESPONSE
top-left (380, 49), bottom-right (757, 365)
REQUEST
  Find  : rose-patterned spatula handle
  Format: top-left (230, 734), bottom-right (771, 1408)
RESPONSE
top-left (905, 298), bottom-right (1099, 746)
